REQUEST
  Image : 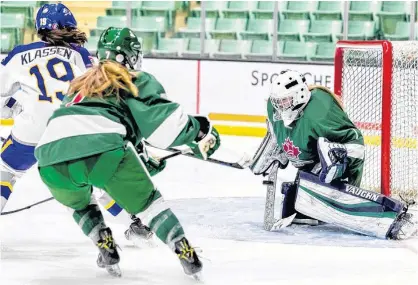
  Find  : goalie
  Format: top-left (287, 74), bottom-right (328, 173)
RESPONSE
top-left (250, 70), bottom-right (417, 240)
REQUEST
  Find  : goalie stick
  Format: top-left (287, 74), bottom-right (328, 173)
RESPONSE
top-left (1, 150), bottom-right (184, 216)
top-left (144, 141), bottom-right (249, 169)
top-left (262, 161), bottom-right (296, 231)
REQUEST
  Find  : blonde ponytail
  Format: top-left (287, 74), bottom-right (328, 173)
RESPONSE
top-left (68, 60), bottom-right (138, 99)
top-left (309, 85), bottom-right (344, 110)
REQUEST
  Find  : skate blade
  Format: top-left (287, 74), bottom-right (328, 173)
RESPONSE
top-left (130, 234), bottom-right (158, 248)
top-left (191, 271), bottom-right (203, 282)
top-left (106, 264), bottom-right (122, 278)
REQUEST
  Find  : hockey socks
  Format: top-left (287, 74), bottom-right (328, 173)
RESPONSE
top-left (148, 207), bottom-right (185, 246)
top-left (72, 201), bottom-right (106, 241)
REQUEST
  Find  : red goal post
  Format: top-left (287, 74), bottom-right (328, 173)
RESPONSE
top-left (334, 40), bottom-right (418, 200)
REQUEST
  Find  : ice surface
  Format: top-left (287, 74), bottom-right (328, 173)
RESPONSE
top-left (1, 136), bottom-right (417, 285)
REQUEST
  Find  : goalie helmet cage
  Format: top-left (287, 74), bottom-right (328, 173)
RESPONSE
top-left (334, 40), bottom-right (418, 200)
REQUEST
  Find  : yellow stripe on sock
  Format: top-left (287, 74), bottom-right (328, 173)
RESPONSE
top-left (1, 139), bottom-right (13, 153)
top-left (0, 181), bottom-right (13, 192)
top-left (104, 199), bottom-right (115, 210)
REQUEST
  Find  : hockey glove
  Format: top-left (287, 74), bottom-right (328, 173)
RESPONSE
top-left (187, 116), bottom-right (221, 160)
top-left (136, 141), bottom-right (166, 176)
top-left (1, 97), bottom-right (22, 119)
top-left (143, 156), bottom-right (166, 176)
top-left (317, 137), bottom-right (348, 184)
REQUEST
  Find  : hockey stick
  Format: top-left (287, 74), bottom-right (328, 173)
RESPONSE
top-left (144, 141), bottom-right (249, 169)
top-left (1, 197), bottom-right (54, 215)
top-left (0, 151), bottom-right (184, 216)
top-left (262, 162), bottom-right (296, 231)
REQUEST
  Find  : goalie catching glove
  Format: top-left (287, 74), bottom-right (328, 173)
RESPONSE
top-left (317, 137), bottom-right (348, 184)
top-left (187, 116), bottom-right (221, 160)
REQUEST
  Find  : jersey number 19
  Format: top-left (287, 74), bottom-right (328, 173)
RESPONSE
top-left (29, 57), bottom-right (74, 103)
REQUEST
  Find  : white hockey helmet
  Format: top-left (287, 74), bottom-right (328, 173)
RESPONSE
top-left (269, 70), bottom-right (311, 127)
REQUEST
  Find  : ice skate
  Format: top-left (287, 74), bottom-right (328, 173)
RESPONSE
top-left (124, 216), bottom-right (156, 247)
top-left (389, 205), bottom-right (418, 240)
top-left (96, 227), bottom-right (122, 277)
top-left (174, 237), bottom-right (202, 280)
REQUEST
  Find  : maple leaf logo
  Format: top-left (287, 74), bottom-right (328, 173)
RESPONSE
top-left (282, 138), bottom-right (301, 159)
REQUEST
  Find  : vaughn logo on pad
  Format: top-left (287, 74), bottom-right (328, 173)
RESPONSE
top-left (344, 185), bottom-right (380, 202)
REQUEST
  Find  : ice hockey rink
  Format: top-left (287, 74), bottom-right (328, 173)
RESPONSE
top-left (1, 135), bottom-right (417, 285)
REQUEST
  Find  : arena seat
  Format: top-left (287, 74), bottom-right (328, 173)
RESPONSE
top-left (335, 21), bottom-right (376, 40)
top-left (141, 1), bottom-right (176, 29)
top-left (277, 19), bottom-right (310, 42)
top-left (252, 1), bottom-right (277, 19)
top-left (212, 39), bottom-right (252, 60)
top-left (0, 13), bottom-right (25, 45)
top-left (348, 1), bottom-right (379, 21)
top-left (1, 33), bottom-right (13, 53)
top-left (302, 20), bottom-right (342, 42)
top-left (191, 1), bottom-right (227, 18)
top-left (0, 1), bottom-right (37, 28)
top-left (278, 41), bottom-right (317, 61)
top-left (245, 40), bottom-right (284, 61)
top-left (176, 17), bottom-right (216, 39)
top-left (105, 1), bottom-right (142, 17)
top-left (376, 1), bottom-right (408, 34)
top-left (131, 16), bottom-right (167, 53)
top-left (152, 37), bottom-right (188, 57)
top-left (222, 1), bottom-right (257, 19)
top-left (281, 1), bottom-right (317, 20)
top-left (209, 18), bottom-right (247, 40)
top-left (312, 1), bottom-right (343, 20)
top-left (416, 23), bottom-right (418, 40)
top-left (90, 16), bottom-right (128, 36)
top-left (182, 38), bottom-right (220, 58)
top-left (310, 42), bottom-right (336, 62)
top-left (383, 21), bottom-right (411, 41)
top-left (240, 19), bottom-right (273, 41)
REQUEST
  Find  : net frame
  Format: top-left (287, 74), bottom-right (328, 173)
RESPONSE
top-left (334, 40), bottom-right (418, 199)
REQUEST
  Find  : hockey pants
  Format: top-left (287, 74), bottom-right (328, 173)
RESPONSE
top-left (38, 145), bottom-right (159, 213)
top-left (38, 143), bottom-right (185, 245)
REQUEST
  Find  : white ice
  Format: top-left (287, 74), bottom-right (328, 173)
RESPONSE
top-left (1, 136), bottom-right (417, 285)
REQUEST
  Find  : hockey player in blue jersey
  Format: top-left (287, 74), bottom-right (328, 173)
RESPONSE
top-left (0, 3), bottom-right (156, 245)
top-left (0, 3), bottom-right (92, 214)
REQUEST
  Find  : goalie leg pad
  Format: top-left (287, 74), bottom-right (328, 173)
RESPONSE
top-left (295, 172), bottom-right (404, 239)
top-left (282, 182), bottom-right (319, 225)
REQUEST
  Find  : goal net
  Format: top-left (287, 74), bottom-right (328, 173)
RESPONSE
top-left (334, 41), bottom-right (418, 200)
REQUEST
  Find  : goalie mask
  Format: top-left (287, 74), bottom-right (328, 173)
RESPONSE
top-left (269, 70), bottom-right (311, 127)
top-left (97, 27), bottom-right (143, 70)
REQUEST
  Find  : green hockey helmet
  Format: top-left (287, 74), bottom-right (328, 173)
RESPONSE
top-left (97, 27), bottom-right (142, 70)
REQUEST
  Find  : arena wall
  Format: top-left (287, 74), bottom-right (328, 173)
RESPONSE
top-left (0, 55), bottom-right (334, 136)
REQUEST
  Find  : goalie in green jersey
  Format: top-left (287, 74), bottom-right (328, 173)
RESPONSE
top-left (250, 70), bottom-right (417, 239)
top-left (35, 27), bottom-right (220, 278)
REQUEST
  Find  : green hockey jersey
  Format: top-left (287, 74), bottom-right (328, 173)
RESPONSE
top-left (267, 87), bottom-right (365, 186)
top-left (35, 71), bottom-right (200, 167)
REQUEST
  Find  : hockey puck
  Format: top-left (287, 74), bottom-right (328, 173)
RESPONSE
top-left (263, 180), bottom-right (274, 185)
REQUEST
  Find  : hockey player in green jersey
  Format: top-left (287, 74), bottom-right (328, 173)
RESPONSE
top-left (35, 27), bottom-right (220, 278)
top-left (250, 70), bottom-right (417, 239)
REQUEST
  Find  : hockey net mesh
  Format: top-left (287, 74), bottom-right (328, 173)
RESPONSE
top-left (340, 41), bottom-right (418, 200)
